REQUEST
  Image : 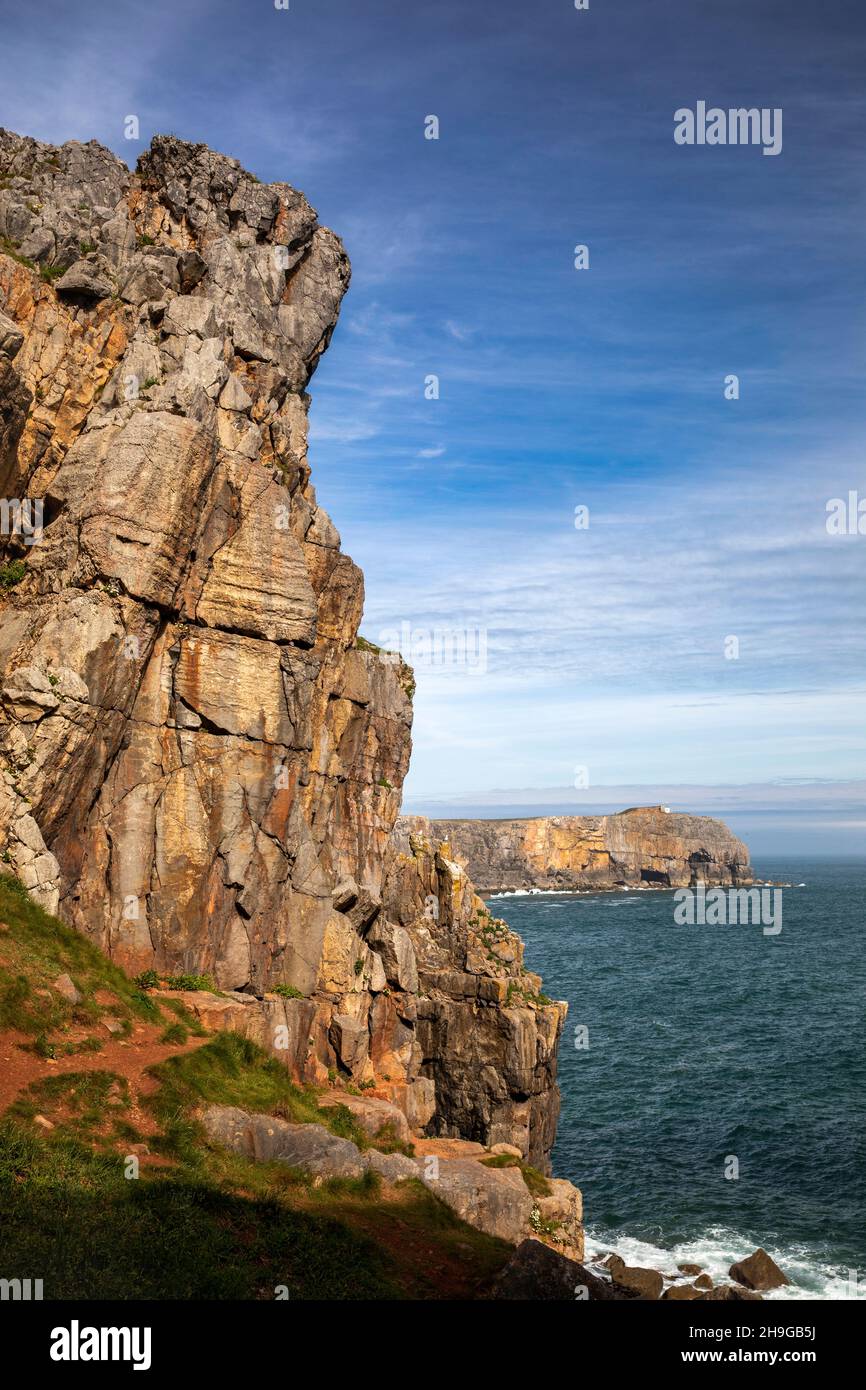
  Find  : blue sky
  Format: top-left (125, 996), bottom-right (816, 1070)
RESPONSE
top-left (1, 0), bottom-right (864, 850)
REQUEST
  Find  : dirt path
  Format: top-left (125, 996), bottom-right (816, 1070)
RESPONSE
top-left (0, 1018), bottom-right (210, 1134)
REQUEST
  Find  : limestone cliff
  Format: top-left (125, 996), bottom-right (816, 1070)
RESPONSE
top-left (0, 131), bottom-right (564, 1168)
top-left (401, 807), bottom-right (752, 893)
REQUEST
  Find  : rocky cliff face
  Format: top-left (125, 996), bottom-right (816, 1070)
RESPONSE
top-left (402, 807), bottom-right (752, 893)
top-left (0, 131), bottom-right (564, 1168)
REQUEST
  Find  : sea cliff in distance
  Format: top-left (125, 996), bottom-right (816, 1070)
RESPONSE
top-left (398, 806), bottom-right (752, 895)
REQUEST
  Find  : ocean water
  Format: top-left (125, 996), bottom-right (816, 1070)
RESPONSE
top-left (489, 859), bottom-right (866, 1299)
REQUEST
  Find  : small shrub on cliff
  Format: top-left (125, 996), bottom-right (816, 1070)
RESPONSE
top-left (164, 972), bottom-right (215, 993)
top-left (274, 984), bottom-right (303, 999)
top-left (0, 560), bottom-right (26, 590)
top-left (133, 969), bottom-right (160, 990)
top-left (529, 1205), bottom-right (561, 1238)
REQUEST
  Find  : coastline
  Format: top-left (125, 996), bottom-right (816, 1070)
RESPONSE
top-left (490, 858), bottom-right (865, 1300)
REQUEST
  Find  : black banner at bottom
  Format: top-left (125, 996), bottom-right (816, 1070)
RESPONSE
top-left (2, 1295), bottom-right (857, 1375)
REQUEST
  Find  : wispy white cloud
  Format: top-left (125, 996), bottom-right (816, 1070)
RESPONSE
top-left (343, 446), bottom-right (866, 797)
top-left (445, 319), bottom-right (474, 342)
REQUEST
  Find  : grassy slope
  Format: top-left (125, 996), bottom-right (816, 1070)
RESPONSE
top-left (0, 873), bottom-right (164, 1048)
top-left (0, 876), bottom-right (511, 1299)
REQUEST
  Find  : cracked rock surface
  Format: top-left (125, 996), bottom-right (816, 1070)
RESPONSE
top-left (0, 130), bottom-right (566, 1168)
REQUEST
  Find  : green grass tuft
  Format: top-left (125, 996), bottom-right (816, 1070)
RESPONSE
top-left (164, 973), bottom-right (216, 992)
top-left (159, 1021), bottom-right (188, 1046)
top-left (480, 1152), bottom-right (551, 1197)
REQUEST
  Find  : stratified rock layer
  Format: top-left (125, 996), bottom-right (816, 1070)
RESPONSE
top-left (402, 807), bottom-right (752, 893)
top-left (0, 130), bottom-right (565, 1167)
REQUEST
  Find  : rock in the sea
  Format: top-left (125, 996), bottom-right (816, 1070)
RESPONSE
top-left (729, 1248), bottom-right (789, 1291)
top-left (702, 1284), bottom-right (764, 1301)
top-left (663, 1283), bottom-right (702, 1300)
top-left (612, 1264), bottom-right (665, 1300)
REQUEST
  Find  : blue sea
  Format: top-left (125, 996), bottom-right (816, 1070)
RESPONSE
top-left (489, 859), bottom-right (866, 1299)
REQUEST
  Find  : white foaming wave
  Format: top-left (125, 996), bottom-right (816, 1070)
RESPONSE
top-left (487, 888), bottom-right (581, 899)
top-left (584, 1227), bottom-right (865, 1300)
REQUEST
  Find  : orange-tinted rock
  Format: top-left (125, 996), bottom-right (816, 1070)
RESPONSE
top-left (0, 130), bottom-right (567, 1173)
top-left (729, 1248), bottom-right (790, 1291)
top-left (400, 807), bottom-right (752, 891)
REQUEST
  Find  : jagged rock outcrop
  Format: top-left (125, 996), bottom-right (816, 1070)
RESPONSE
top-left (0, 130), bottom-right (565, 1168)
top-left (200, 1104), bottom-right (584, 1257)
top-left (402, 806), bottom-right (752, 893)
top-left (491, 1240), bottom-right (635, 1300)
